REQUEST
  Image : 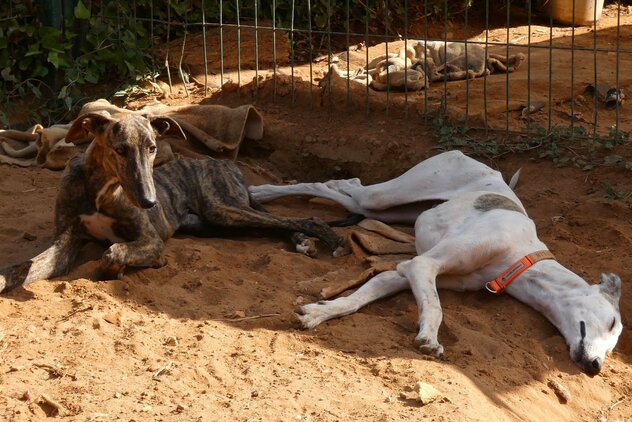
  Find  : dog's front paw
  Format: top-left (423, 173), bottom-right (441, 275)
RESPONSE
top-left (99, 246), bottom-right (126, 280)
top-left (97, 262), bottom-right (125, 281)
top-left (413, 335), bottom-right (444, 360)
top-left (294, 302), bottom-right (330, 329)
top-left (296, 238), bottom-right (318, 258)
top-left (0, 272), bottom-right (7, 294)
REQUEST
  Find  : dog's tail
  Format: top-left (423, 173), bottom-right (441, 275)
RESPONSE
top-left (327, 213), bottom-right (365, 227)
top-left (487, 52), bottom-right (526, 73)
top-left (508, 168), bottom-right (522, 190)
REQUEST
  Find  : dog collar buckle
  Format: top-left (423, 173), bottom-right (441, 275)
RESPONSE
top-left (486, 250), bottom-right (556, 295)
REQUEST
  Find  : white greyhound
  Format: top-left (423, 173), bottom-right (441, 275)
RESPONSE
top-left (249, 150), bottom-right (623, 375)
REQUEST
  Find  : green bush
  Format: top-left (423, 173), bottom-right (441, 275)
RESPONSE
top-left (0, 0), bottom-right (475, 126)
top-left (0, 0), bottom-right (153, 125)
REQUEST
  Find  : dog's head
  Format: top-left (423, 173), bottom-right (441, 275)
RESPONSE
top-left (560, 273), bottom-right (622, 375)
top-left (67, 112), bottom-right (183, 209)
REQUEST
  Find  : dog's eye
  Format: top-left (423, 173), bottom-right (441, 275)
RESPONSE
top-left (149, 145), bottom-right (157, 154)
top-left (114, 146), bottom-right (127, 156)
top-left (610, 317), bottom-right (617, 331)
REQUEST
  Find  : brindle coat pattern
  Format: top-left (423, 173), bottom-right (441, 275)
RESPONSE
top-left (0, 113), bottom-right (345, 292)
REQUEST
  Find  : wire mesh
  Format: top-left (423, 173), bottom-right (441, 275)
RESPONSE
top-left (3, 1), bottom-right (627, 142)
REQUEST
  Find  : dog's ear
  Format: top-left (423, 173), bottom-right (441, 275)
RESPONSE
top-left (150, 116), bottom-right (186, 140)
top-left (66, 113), bottom-right (115, 144)
top-left (599, 273), bottom-right (622, 309)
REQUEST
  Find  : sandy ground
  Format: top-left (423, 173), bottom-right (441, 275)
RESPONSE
top-left (2, 5), bottom-right (632, 422)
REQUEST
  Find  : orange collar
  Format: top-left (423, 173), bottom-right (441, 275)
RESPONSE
top-left (485, 250), bottom-right (556, 295)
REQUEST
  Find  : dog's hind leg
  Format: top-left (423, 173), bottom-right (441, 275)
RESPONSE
top-left (296, 270), bottom-right (410, 328)
top-left (248, 179), bottom-right (366, 214)
top-left (348, 151), bottom-right (520, 211)
top-left (0, 225), bottom-right (86, 293)
top-left (201, 204), bottom-right (347, 256)
top-left (249, 196), bottom-right (319, 257)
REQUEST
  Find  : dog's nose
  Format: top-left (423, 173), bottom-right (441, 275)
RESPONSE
top-left (581, 357), bottom-right (602, 375)
top-left (139, 197), bottom-right (156, 208)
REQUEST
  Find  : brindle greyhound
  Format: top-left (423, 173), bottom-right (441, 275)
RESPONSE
top-left (249, 151), bottom-right (623, 375)
top-left (0, 112), bottom-right (346, 292)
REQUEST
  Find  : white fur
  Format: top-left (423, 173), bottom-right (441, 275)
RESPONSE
top-left (249, 150), bottom-right (623, 374)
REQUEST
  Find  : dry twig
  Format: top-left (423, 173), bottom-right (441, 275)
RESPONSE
top-left (152, 360), bottom-right (173, 378)
top-left (34, 363), bottom-right (77, 381)
top-left (212, 313), bottom-right (280, 322)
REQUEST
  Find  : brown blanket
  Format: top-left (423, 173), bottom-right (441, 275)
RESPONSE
top-left (0, 99), bottom-right (264, 170)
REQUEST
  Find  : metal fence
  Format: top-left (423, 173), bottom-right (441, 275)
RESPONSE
top-left (142, 0), bottom-right (629, 146)
top-left (5, 1), bottom-right (630, 143)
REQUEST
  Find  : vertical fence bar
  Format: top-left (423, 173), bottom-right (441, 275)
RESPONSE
top-left (254, 0), bottom-right (259, 98)
top-left (345, 0), bottom-right (351, 112)
top-left (385, 0), bottom-right (389, 116)
top-left (570, 0), bottom-right (576, 141)
top-left (526, 0), bottom-right (532, 132)
top-left (308, 0), bottom-right (313, 109)
top-left (290, 0), bottom-right (295, 107)
top-left (442, 0), bottom-right (448, 118)
top-left (615, 1), bottom-right (621, 135)
top-left (505, 0), bottom-right (510, 139)
top-left (365, 1), bottom-right (370, 116)
top-left (178, 1), bottom-right (189, 97)
top-left (150, 0), bottom-right (155, 75)
top-left (220, 0), bottom-right (225, 88)
top-left (180, 3), bottom-right (189, 94)
top-left (547, 0), bottom-right (554, 133)
top-left (236, 0), bottom-right (241, 97)
top-left (592, 0), bottom-right (598, 139)
top-left (423, 0), bottom-right (429, 124)
top-left (483, 0), bottom-right (489, 135)
top-left (327, 0), bottom-right (332, 112)
top-left (165, 2), bottom-right (173, 93)
top-left (201, 0), bottom-right (208, 95)
top-left (272, 0), bottom-right (277, 101)
top-left (403, 0), bottom-right (408, 118)
top-left (464, 1), bottom-right (469, 128)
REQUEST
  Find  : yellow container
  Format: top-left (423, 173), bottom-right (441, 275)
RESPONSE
top-left (542, 0), bottom-right (604, 26)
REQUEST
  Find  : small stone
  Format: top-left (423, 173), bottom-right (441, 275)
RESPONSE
top-left (140, 404), bottom-right (152, 412)
top-left (92, 319), bottom-right (101, 329)
top-left (18, 390), bottom-right (30, 401)
top-left (548, 379), bottom-right (571, 403)
top-left (251, 390), bottom-right (259, 398)
top-left (414, 381), bottom-right (442, 405)
top-left (233, 310), bottom-right (246, 319)
top-left (23, 232), bottom-right (37, 241)
top-left (175, 403), bottom-right (187, 412)
top-left (104, 311), bottom-right (122, 326)
top-left (114, 392), bottom-right (122, 398)
top-left (54, 282), bottom-right (70, 293)
top-left (164, 336), bottom-right (179, 346)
